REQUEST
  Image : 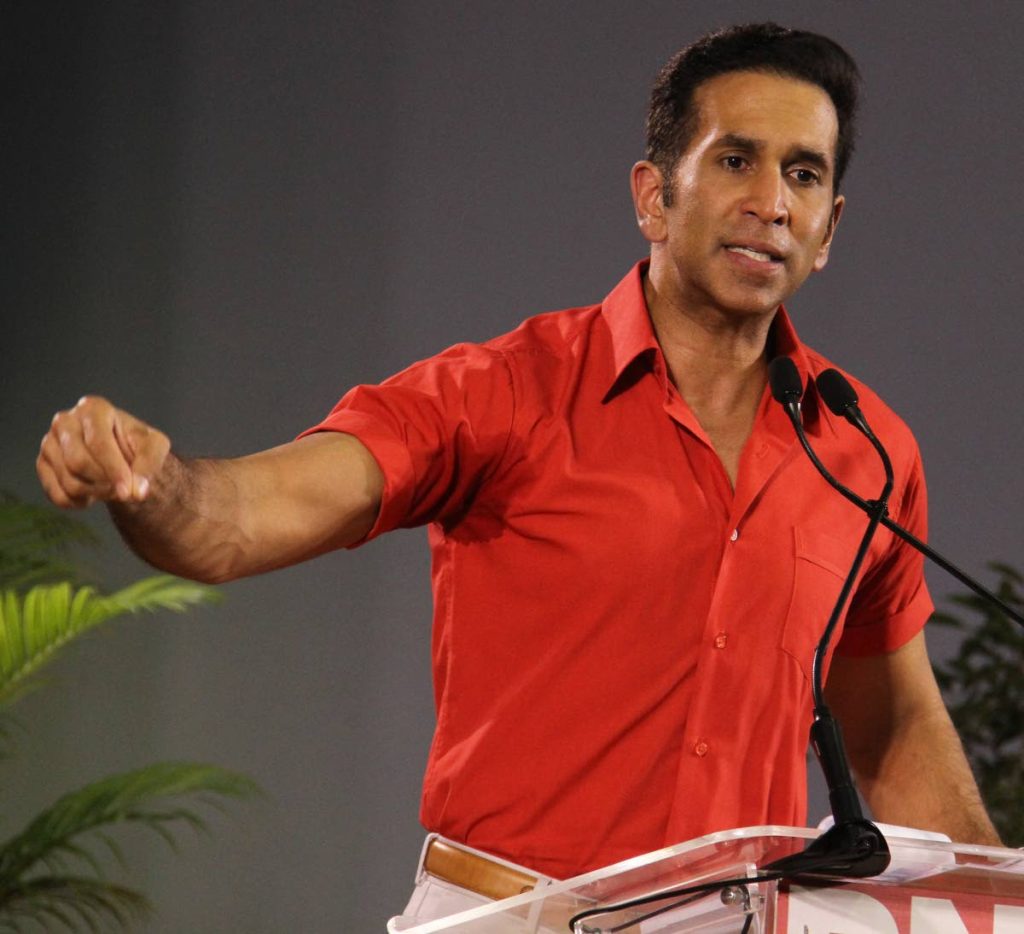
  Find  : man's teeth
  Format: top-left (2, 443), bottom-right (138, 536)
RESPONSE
top-left (727, 246), bottom-right (774, 262)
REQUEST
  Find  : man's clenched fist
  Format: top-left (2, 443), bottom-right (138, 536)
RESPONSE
top-left (37, 396), bottom-right (171, 509)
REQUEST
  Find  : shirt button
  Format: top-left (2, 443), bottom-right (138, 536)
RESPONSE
top-left (714, 632), bottom-right (728, 649)
top-left (729, 528), bottom-right (739, 542)
top-left (694, 740), bottom-right (709, 757)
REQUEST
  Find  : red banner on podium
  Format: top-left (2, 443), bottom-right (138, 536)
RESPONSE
top-left (780, 881), bottom-right (1024, 933)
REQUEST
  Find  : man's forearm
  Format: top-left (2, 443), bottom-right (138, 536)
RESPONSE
top-left (828, 634), bottom-right (1002, 848)
top-left (854, 706), bottom-right (1001, 846)
top-left (39, 397), bottom-right (384, 584)
top-left (109, 454), bottom-right (253, 583)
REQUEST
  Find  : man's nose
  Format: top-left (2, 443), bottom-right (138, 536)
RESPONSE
top-left (741, 170), bottom-right (789, 226)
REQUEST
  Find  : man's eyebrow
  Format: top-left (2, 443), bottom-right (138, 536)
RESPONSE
top-left (715, 133), bottom-right (762, 152)
top-left (791, 146), bottom-right (832, 175)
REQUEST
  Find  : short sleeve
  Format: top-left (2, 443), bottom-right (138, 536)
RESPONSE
top-left (836, 446), bottom-right (934, 656)
top-left (298, 343), bottom-right (515, 544)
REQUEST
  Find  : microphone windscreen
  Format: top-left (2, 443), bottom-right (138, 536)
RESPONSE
top-left (768, 356), bottom-right (803, 404)
top-left (816, 369), bottom-right (860, 416)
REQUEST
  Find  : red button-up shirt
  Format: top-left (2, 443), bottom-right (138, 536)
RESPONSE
top-left (306, 262), bottom-right (933, 879)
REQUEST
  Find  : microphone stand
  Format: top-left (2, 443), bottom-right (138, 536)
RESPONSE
top-left (768, 357), bottom-right (1023, 876)
top-left (766, 357), bottom-right (892, 877)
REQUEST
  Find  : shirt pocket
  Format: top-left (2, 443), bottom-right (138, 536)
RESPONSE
top-left (780, 526), bottom-right (855, 685)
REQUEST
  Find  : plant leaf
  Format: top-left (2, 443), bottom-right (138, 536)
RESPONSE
top-left (0, 494), bottom-right (100, 592)
top-left (0, 763), bottom-right (259, 890)
top-left (0, 577), bottom-right (220, 710)
top-left (0, 875), bottom-right (150, 931)
top-left (932, 561), bottom-right (1024, 844)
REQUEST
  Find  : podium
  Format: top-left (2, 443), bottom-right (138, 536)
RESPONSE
top-left (400, 826), bottom-right (1024, 932)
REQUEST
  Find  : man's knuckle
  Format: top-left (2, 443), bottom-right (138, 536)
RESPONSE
top-left (40, 435), bottom-right (62, 465)
top-left (63, 449), bottom-right (90, 475)
top-left (62, 466), bottom-right (88, 489)
top-left (51, 419), bottom-right (74, 446)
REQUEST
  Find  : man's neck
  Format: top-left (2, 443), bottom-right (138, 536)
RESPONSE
top-left (642, 266), bottom-right (776, 489)
top-left (642, 268), bottom-right (775, 405)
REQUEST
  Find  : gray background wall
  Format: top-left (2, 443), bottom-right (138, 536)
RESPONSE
top-left (4, 2), bottom-right (1022, 931)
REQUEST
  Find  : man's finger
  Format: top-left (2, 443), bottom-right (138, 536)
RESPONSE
top-left (42, 428), bottom-right (108, 502)
top-left (37, 445), bottom-right (93, 509)
top-left (73, 397), bottom-right (135, 499)
top-left (116, 417), bottom-right (171, 501)
top-left (51, 414), bottom-right (114, 489)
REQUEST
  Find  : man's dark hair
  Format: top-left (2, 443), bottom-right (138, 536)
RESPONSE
top-left (647, 23), bottom-right (861, 203)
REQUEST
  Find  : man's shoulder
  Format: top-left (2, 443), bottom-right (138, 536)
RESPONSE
top-left (479, 301), bottom-right (606, 359)
top-left (376, 301), bottom-right (609, 401)
top-left (412, 261), bottom-right (646, 379)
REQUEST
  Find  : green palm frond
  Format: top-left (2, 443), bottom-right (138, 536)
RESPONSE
top-left (0, 495), bottom-right (99, 591)
top-left (0, 494), bottom-right (256, 927)
top-left (0, 876), bottom-right (148, 932)
top-left (0, 763), bottom-right (259, 930)
top-left (0, 762), bottom-right (259, 884)
top-left (0, 576), bottom-right (220, 710)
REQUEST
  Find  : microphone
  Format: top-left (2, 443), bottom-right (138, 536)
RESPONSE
top-left (816, 367), bottom-right (865, 428)
top-left (768, 354), bottom-right (804, 412)
top-left (817, 368), bottom-right (894, 493)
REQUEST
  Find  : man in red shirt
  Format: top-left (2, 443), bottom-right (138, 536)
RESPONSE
top-left (36, 21), bottom-right (998, 928)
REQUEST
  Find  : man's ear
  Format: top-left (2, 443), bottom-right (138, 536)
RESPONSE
top-left (630, 161), bottom-right (668, 243)
top-left (813, 194), bottom-right (845, 272)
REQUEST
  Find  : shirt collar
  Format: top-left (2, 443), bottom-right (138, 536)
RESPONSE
top-left (599, 259), bottom-right (836, 435)
top-left (601, 259), bottom-right (661, 384)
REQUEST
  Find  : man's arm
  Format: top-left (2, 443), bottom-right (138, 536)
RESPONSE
top-left (36, 395), bottom-right (383, 583)
top-left (825, 630), bottom-right (1002, 846)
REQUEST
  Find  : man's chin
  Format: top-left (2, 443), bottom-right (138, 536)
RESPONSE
top-left (713, 266), bottom-right (802, 317)
top-left (714, 292), bottom-right (785, 319)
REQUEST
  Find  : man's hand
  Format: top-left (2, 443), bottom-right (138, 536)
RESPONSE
top-left (37, 396), bottom-right (171, 509)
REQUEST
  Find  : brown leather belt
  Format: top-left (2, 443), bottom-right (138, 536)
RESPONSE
top-left (423, 838), bottom-right (541, 902)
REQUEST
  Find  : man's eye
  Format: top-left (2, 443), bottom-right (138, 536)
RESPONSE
top-left (792, 168), bottom-right (820, 185)
top-left (723, 155), bottom-right (747, 170)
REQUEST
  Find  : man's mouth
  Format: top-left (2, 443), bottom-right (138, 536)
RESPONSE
top-left (725, 245), bottom-right (782, 263)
